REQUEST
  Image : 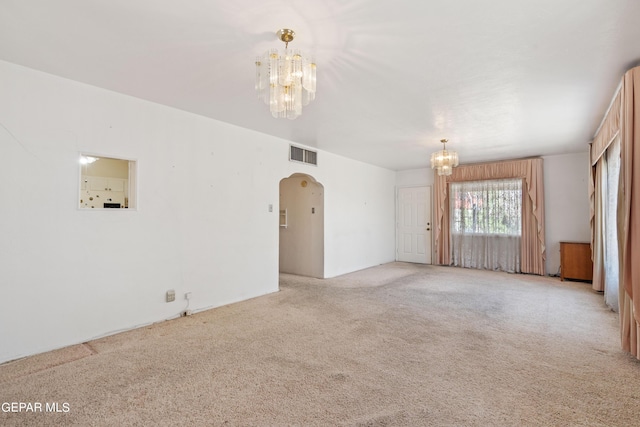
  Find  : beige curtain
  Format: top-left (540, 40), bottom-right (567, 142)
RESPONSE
top-left (619, 66), bottom-right (640, 359)
top-left (590, 83), bottom-right (622, 292)
top-left (592, 88), bottom-right (622, 164)
top-left (434, 158), bottom-right (546, 275)
top-left (434, 173), bottom-right (449, 265)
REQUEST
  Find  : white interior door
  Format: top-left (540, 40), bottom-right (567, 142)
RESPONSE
top-left (397, 186), bottom-right (432, 264)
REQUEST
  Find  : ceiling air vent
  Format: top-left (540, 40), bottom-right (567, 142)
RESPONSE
top-left (289, 145), bottom-right (318, 166)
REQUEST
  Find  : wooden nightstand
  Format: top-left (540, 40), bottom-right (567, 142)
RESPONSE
top-left (560, 241), bottom-right (593, 282)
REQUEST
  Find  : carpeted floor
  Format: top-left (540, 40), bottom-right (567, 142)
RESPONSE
top-left (1, 263), bottom-right (638, 426)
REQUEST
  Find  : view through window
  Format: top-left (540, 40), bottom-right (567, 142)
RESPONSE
top-left (450, 178), bottom-right (522, 236)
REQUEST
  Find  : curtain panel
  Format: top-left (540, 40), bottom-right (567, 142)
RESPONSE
top-left (434, 158), bottom-right (546, 275)
top-left (619, 66), bottom-right (640, 358)
top-left (589, 80), bottom-right (622, 293)
top-left (590, 66), bottom-right (640, 359)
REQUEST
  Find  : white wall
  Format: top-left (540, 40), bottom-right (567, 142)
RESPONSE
top-left (543, 152), bottom-right (591, 276)
top-left (396, 153), bottom-right (592, 276)
top-left (293, 152), bottom-right (396, 278)
top-left (396, 168), bottom-right (435, 188)
top-left (0, 60), bottom-right (396, 363)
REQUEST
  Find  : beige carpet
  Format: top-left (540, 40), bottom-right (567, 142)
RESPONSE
top-left (1, 263), bottom-right (638, 426)
top-left (0, 343), bottom-right (95, 384)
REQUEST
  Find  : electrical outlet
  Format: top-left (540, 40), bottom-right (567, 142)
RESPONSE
top-left (185, 292), bottom-right (191, 300)
top-left (166, 290), bottom-right (175, 302)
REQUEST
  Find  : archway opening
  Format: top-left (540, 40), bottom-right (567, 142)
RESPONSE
top-left (279, 173), bottom-right (324, 278)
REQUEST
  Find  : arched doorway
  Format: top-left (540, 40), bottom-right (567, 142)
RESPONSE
top-left (279, 173), bottom-right (324, 278)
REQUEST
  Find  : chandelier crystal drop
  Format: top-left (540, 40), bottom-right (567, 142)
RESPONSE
top-left (255, 29), bottom-right (316, 120)
top-left (430, 139), bottom-right (459, 176)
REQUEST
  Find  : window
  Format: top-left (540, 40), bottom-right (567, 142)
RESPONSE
top-left (449, 178), bottom-right (523, 273)
top-left (450, 179), bottom-right (522, 236)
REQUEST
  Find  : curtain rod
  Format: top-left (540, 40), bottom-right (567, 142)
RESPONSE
top-left (459, 156), bottom-right (542, 167)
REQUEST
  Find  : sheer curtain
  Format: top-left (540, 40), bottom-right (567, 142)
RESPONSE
top-left (604, 138), bottom-right (620, 311)
top-left (449, 179), bottom-right (522, 272)
top-left (434, 158), bottom-right (545, 276)
top-left (593, 137), bottom-right (621, 310)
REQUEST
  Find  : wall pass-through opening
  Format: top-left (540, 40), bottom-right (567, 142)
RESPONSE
top-left (79, 154), bottom-right (137, 209)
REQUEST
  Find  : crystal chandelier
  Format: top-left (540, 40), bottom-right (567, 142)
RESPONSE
top-left (255, 29), bottom-right (316, 119)
top-left (430, 139), bottom-right (459, 176)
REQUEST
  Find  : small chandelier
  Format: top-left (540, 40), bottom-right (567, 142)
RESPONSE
top-left (255, 29), bottom-right (317, 120)
top-left (430, 139), bottom-right (459, 176)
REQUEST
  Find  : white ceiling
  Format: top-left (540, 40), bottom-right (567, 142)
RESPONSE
top-left (1, 0), bottom-right (639, 171)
